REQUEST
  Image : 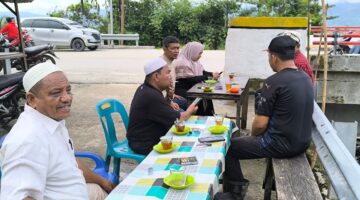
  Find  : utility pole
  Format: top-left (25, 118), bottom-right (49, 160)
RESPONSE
top-left (80, 0), bottom-right (85, 26)
top-left (109, 0), bottom-right (114, 34)
top-left (120, 0), bottom-right (125, 45)
top-left (80, 0), bottom-right (84, 14)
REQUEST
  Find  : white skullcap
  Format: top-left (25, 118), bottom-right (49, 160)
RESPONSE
top-left (144, 57), bottom-right (167, 75)
top-left (23, 62), bottom-right (63, 92)
top-left (277, 31), bottom-right (301, 43)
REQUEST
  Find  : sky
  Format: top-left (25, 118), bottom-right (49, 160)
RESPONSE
top-left (0, 0), bottom-right (106, 16)
top-left (0, 0), bottom-right (359, 16)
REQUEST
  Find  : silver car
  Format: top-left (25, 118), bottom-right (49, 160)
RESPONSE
top-left (21, 17), bottom-right (101, 51)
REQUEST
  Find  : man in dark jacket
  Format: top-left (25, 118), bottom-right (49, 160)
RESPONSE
top-left (215, 35), bottom-right (314, 200)
top-left (127, 58), bottom-right (198, 155)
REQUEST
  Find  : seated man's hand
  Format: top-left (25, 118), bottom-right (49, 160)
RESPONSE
top-left (212, 72), bottom-right (221, 80)
top-left (100, 179), bottom-right (115, 193)
top-left (187, 103), bottom-right (198, 114)
top-left (170, 101), bottom-right (180, 111)
top-left (166, 85), bottom-right (175, 101)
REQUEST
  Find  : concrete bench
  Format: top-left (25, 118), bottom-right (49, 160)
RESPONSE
top-left (263, 153), bottom-right (322, 200)
top-left (100, 34), bottom-right (139, 46)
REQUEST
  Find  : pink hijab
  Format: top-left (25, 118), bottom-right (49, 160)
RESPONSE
top-left (174, 42), bottom-right (205, 79)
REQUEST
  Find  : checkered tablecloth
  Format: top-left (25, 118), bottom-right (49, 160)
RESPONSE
top-left (106, 116), bottom-right (232, 200)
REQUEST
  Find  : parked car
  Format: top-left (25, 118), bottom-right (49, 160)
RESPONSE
top-left (21, 17), bottom-right (101, 51)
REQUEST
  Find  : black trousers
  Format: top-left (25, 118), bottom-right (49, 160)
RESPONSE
top-left (224, 136), bottom-right (288, 182)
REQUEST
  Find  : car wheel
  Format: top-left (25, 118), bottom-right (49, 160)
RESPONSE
top-left (88, 46), bottom-right (98, 51)
top-left (71, 38), bottom-right (85, 51)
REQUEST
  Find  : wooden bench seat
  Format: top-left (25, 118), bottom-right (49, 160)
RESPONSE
top-left (263, 153), bottom-right (322, 200)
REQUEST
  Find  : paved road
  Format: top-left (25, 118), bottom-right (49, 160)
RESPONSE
top-left (55, 48), bottom-right (225, 84)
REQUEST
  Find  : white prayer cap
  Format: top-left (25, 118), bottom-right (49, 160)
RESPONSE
top-left (23, 62), bottom-right (63, 92)
top-left (144, 58), bottom-right (167, 75)
top-left (277, 31), bottom-right (301, 43)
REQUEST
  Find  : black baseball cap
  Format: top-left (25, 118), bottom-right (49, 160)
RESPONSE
top-left (267, 35), bottom-right (295, 57)
top-left (6, 17), bottom-right (14, 23)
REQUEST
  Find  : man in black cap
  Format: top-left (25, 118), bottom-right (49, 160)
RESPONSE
top-left (215, 36), bottom-right (314, 200)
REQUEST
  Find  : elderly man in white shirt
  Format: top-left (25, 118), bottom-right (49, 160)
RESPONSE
top-left (0, 62), bottom-right (113, 200)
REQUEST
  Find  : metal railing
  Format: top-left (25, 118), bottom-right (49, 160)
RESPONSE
top-left (312, 102), bottom-right (360, 200)
top-left (100, 33), bottom-right (139, 46)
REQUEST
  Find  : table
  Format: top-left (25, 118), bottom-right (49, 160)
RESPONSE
top-left (106, 116), bottom-right (232, 200)
top-left (187, 76), bottom-right (250, 129)
top-left (0, 51), bottom-right (25, 75)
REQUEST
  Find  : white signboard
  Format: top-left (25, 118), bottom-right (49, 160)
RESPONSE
top-left (225, 28), bottom-right (307, 79)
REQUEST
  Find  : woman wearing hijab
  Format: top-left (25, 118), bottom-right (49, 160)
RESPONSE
top-left (173, 41), bottom-right (221, 115)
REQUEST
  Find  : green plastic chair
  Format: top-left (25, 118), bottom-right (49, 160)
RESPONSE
top-left (96, 99), bottom-right (145, 178)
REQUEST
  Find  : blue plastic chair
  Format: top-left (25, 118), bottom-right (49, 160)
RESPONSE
top-left (0, 134), bottom-right (117, 183)
top-left (0, 134), bottom-right (5, 178)
top-left (96, 99), bottom-right (145, 178)
top-left (0, 134), bottom-right (5, 147)
top-left (75, 151), bottom-right (118, 184)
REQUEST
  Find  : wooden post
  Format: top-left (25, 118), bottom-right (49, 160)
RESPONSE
top-left (14, 0), bottom-right (27, 70)
top-left (321, 2), bottom-right (329, 113)
top-left (311, 0), bottom-right (329, 169)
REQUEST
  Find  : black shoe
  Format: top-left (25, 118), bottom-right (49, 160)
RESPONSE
top-left (214, 190), bottom-right (248, 200)
top-left (214, 192), bottom-right (236, 200)
top-left (220, 174), bottom-right (249, 200)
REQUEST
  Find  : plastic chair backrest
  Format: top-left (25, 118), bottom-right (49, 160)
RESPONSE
top-left (75, 151), bottom-right (118, 184)
top-left (0, 134), bottom-right (6, 148)
top-left (0, 134), bottom-right (6, 178)
top-left (96, 99), bottom-right (129, 148)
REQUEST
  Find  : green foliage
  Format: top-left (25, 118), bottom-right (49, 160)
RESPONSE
top-left (49, 0), bottom-right (322, 49)
top-left (110, 0), bottom-right (320, 48)
top-left (109, 0), bottom-right (238, 49)
top-left (48, 0), bottom-right (107, 32)
top-left (240, 0), bottom-right (322, 25)
top-left (48, 9), bottom-right (66, 18)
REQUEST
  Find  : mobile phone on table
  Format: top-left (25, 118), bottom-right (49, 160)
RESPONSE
top-left (191, 97), bottom-right (202, 106)
top-left (198, 136), bottom-right (225, 143)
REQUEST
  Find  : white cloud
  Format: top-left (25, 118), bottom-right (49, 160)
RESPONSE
top-left (0, 0), bottom-right (106, 15)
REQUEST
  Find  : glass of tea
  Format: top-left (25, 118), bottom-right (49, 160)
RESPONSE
top-left (228, 72), bottom-right (235, 80)
top-left (214, 114), bottom-right (224, 126)
top-left (160, 136), bottom-right (173, 150)
top-left (174, 120), bottom-right (185, 132)
top-left (225, 81), bottom-right (232, 91)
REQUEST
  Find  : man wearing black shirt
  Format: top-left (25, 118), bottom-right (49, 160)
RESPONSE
top-left (127, 58), bottom-right (198, 155)
top-left (215, 36), bottom-right (314, 200)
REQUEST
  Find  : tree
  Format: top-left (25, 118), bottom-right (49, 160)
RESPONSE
top-left (48, 0), bottom-right (107, 32)
top-left (49, 0), bottom-right (322, 48)
top-left (240, 0), bottom-right (322, 25)
top-left (108, 0), bottom-right (238, 49)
